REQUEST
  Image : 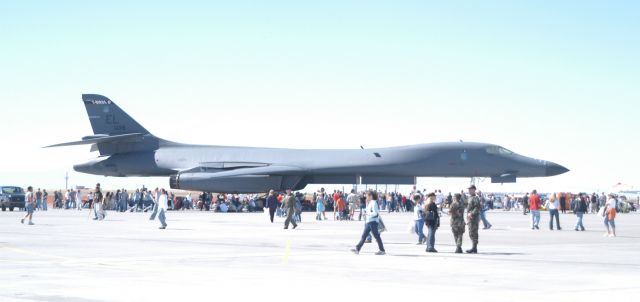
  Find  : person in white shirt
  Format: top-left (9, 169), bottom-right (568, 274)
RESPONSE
top-left (157, 189), bottom-right (168, 229)
top-left (351, 190), bottom-right (386, 255)
top-left (412, 195), bottom-right (426, 245)
top-left (347, 190), bottom-right (360, 220)
top-left (184, 193), bottom-right (193, 210)
top-left (544, 194), bottom-right (562, 230)
top-left (21, 186), bottom-right (35, 225)
top-left (76, 190), bottom-right (83, 210)
top-left (435, 190), bottom-right (444, 206)
top-left (604, 194), bottom-right (617, 237)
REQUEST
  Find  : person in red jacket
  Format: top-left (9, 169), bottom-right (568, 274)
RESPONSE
top-left (529, 190), bottom-right (541, 230)
top-left (334, 196), bottom-right (346, 220)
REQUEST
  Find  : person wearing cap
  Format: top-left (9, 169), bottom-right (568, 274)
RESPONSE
top-left (465, 185), bottom-right (481, 253)
top-left (282, 189), bottom-right (298, 229)
top-left (266, 190), bottom-right (279, 223)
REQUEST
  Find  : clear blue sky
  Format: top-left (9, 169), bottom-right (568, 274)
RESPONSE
top-left (1, 1), bottom-right (638, 193)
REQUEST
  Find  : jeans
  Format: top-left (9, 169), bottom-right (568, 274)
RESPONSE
top-left (356, 221), bottom-right (385, 252)
top-left (36, 199), bottom-right (42, 210)
top-left (149, 204), bottom-right (158, 220)
top-left (158, 209), bottom-right (167, 227)
top-left (531, 210), bottom-right (540, 228)
top-left (480, 210), bottom-right (492, 228)
top-left (414, 219), bottom-right (425, 243)
top-left (426, 225), bottom-right (436, 250)
top-left (42, 199), bottom-right (47, 211)
top-left (549, 209), bottom-right (561, 229)
top-left (604, 217), bottom-right (615, 229)
top-left (575, 212), bottom-right (585, 230)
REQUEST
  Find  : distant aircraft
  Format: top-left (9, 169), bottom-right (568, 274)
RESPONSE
top-left (46, 94), bottom-right (569, 193)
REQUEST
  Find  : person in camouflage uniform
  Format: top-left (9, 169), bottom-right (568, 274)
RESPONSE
top-left (283, 189), bottom-right (298, 230)
top-left (465, 185), bottom-right (481, 254)
top-left (449, 193), bottom-right (466, 253)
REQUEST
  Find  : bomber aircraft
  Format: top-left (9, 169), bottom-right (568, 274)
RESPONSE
top-left (46, 94), bottom-right (569, 193)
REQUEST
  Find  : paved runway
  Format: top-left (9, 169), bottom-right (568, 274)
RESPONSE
top-left (1, 209), bottom-right (639, 301)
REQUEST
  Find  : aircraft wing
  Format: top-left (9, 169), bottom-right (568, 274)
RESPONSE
top-left (43, 133), bottom-right (145, 148)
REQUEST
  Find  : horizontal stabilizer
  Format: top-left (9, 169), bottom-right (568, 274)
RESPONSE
top-left (44, 133), bottom-right (145, 148)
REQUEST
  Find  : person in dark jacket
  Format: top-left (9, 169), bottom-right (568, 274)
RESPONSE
top-left (424, 193), bottom-right (440, 253)
top-left (573, 194), bottom-right (588, 231)
top-left (266, 190), bottom-right (279, 223)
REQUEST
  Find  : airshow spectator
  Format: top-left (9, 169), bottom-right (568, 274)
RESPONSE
top-left (603, 194), bottom-right (617, 237)
top-left (544, 194), bottom-right (562, 230)
top-left (573, 194), bottom-right (588, 231)
top-left (530, 190), bottom-right (541, 230)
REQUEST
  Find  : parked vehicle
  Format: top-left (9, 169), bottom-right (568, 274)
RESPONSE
top-left (0, 186), bottom-right (25, 211)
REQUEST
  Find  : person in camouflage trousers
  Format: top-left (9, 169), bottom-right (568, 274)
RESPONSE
top-left (465, 185), bottom-right (481, 254)
top-left (283, 189), bottom-right (298, 230)
top-left (449, 193), bottom-right (466, 253)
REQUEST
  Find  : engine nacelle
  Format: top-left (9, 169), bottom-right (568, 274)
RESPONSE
top-left (491, 174), bottom-right (517, 183)
top-left (170, 172), bottom-right (306, 193)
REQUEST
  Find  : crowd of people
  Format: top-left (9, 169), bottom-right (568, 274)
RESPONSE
top-left (18, 183), bottom-right (634, 247)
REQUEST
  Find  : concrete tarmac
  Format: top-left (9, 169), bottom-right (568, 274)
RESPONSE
top-left (1, 209), bottom-right (639, 301)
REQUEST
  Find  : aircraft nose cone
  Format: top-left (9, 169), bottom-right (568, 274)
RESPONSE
top-left (546, 162), bottom-right (569, 176)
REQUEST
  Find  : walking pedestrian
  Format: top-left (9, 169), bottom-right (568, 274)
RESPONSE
top-left (21, 186), bottom-right (35, 225)
top-left (573, 194), bottom-right (587, 231)
top-left (479, 191), bottom-right (492, 229)
top-left (412, 195), bottom-right (426, 245)
top-left (465, 185), bottom-right (481, 254)
top-left (424, 193), bottom-right (440, 253)
top-left (530, 190), bottom-right (541, 229)
top-left (149, 188), bottom-right (159, 220)
top-left (351, 190), bottom-right (385, 255)
top-left (283, 189), bottom-right (298, 230)
top-left (266, 190), bottom-right (279, 223)
top-left (449, 193), bottom-right (466, 253)
top-left (157, 189), bottom-right (168, 229)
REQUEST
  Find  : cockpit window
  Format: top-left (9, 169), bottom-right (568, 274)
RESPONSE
top-left (486, 146), bottom-right (514, 155)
